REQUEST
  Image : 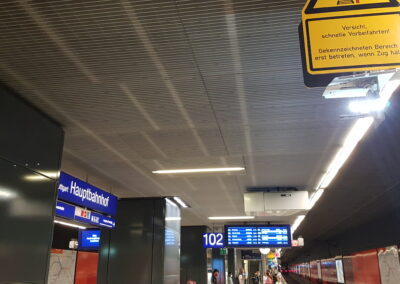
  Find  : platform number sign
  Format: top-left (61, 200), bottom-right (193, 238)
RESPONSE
top-left (203, 233), bottom-right (225, 248)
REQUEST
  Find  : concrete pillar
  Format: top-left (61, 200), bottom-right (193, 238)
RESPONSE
top-left (181, 226), bottom-right (208, 284)
top-left (228, 248), bottom-right (236, 276)
top-left (98, 198), bottom-right (181, 284)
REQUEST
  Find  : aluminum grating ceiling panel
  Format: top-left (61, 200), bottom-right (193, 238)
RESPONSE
top-left (0, 0), bottom-right (355, 225)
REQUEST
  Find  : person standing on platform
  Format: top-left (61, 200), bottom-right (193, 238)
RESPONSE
top-left (264, 271), bottom-right (273, 284)
top-left (251, 271), bottom-right (260, 284)
top-left (228, 271), bottom-right (234, 284)
top-left (275, 273), bottom-right (287, 284)
top-left (238, 268), bottom-right (245, 284)
top-left (211, 269), bottom-right (219, 284)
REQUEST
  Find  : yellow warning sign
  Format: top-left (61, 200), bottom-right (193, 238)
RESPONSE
top-left (315, 0), bottom-right (391, 8)
top-left (302, 0), bottom-right (400, 74)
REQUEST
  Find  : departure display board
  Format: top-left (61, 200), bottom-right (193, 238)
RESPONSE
top-left (225, 225), bottom-right (291, 248)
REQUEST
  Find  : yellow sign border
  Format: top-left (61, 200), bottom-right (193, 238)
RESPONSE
top-left (302, 0), bottom-right (400, 74)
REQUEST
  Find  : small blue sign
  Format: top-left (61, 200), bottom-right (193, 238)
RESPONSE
top-left (55, 201), bottom-right (116, 229)
top-left (90, 212), bottom-right (116, 229)
top-left (55, 201), bottom-right (75, 220)
top-left (79, 230), bottom-right (101, 250)
top-left (58, 172), bottom-right (118, 216)
top-left (203, 233), bottom-right (225, 248)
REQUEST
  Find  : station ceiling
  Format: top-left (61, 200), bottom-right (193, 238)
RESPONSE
top-left (0, 0), bottom-right (358, 226)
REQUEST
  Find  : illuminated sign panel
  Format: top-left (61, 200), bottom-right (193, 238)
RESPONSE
top-left (225, 225), bottom-right (291, 248)
top-left (79, 230), bottom-right (101, 250)
top-left (302, 0), bottom-right (400, 74)
top-left (202, 233), bottom-right (225, 248)
top-left (55, 201), bottom-right (116, 229)
top-left (58, 172), bottom-right (118, 216)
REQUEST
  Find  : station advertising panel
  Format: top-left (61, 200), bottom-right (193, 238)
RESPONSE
top-left (58, 172), bottom-right (118, 216)
top-left (225, 225), bottom-right (291, 248)
top-left (202, 233), bottom-right (225, 248)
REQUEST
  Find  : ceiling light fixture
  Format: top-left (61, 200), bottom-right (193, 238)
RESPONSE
top-left (173, 197), bottom-right (189, 208)
top-left (0, 191), bottom-right (11, 198)
top-left (165, 217), bottom-right (181, 221)
top-left (208, 216), bottom-right (255, 220)
top-left (348, 73), bottom-right (400, 114)
top-left (348, 99), bottom-right (388, 114)
top-left (166, 198), bottom-right (178, 207)
top-left (380, 78), bottom-right (400, 103)
top-left (317, 116), bottom-right (374, 190)
top-left (309, 189), bottom-right (324, 209)
top-left (306, 71), bottom-right (399, 221)
top-left (259, 248), bottom-right (271, 255)
top-left (152, 167), bottom-right (245, 174)
top-left (325, 88), bottom-right (369, 99)
top-left (307, 116), bottom-right (374, 213)
top-left (24, 171), bottom-right (59, 181)
top-left (291, 215), bottom-right (306, 234)
top-left (0, 188), bottom-right (16, 199)
top-left (54, 220), bottom-right (86, 230)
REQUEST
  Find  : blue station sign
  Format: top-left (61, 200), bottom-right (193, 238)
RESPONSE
top-left (56, 201), bottom-right (116, 229)
top-left (58, 172), bottom-right (118, 216)
top-left (55, 201), bottom-right (75, 220)
top-left (202, 233), bottom-right (225, 248)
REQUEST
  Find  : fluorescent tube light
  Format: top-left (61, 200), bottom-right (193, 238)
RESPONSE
top-left (54, 220), bottom-right (86, 230)
top-left (324, 88), bottom-right (369, 99)
top-left (173, 197), bottom-right (189, 208)
top-left (208, 216), bottom-right (255, 220)
top-left (165, 217), bottom-right (181, 221)
top-left (317, 116), bottom-right (374, 190)
top-left (24, 171), bottom-right (59, 181)
top-left (152, 167), bottom-right (245, 174)
top-left (0, 191), bottom-right (12, 198)
top-left (291, 215), bottom-right (306, 234)
top-left (348, 99), bottom-right (388, 114)
top-left (0, 188), bottom-right (16, 199)
top-left (309, 189), bottom-right (324, 209)
top-left (348, 73), bottom-right (399, 114)
top-left (166, 198), bottom-right (178, 207)
top-left (380, 77), bottom-right (400, 103)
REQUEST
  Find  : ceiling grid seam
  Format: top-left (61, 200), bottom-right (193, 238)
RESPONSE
top-left (217, 156), bottom-right (241, 213)
top-left (174, 0), bottom-right (242, 213)
top-left (141, 131), bottom-right (169, 159)
top-left (120, 0), bottom-right (211, 157)
top-left (222, 0), bottom-right (257, 185)
top-left (174, 0), bottom-right (231, 157)
top-left (120, 83), bottom-right (162, 130)
top-left (15, 0), bottom-right (99, 83)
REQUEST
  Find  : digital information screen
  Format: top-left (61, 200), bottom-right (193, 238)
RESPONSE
top-left (79, 230), bottom-right (101, 250)
top-left (225, 225), bottom-right (291, 248)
